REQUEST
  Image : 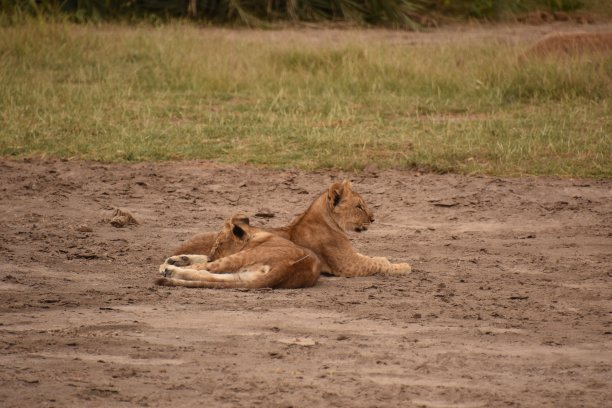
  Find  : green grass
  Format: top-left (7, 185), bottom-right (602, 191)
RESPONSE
top-left (0, 21), bottom-right (610, 177)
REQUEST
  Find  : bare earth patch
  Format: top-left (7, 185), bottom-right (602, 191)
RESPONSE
top-left (0, 159), bottom-right (610, 407)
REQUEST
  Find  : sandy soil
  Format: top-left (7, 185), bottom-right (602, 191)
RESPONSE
top-left (0, 159), bottom-right (610, 407)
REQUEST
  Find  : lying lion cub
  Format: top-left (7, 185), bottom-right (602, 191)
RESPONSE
top-left (157, 215), bottom-right (321, 289)
top-left (171, 180), bottom-right (411, 277)
top-left (522, 31), bottom-right (612, 59)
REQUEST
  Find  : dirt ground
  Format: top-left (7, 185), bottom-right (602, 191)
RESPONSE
top-left (0, 159), bottom-right (610, 407)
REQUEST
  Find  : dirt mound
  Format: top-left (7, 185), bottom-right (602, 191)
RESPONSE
top-left (0, 159), bottom-right (610, 407)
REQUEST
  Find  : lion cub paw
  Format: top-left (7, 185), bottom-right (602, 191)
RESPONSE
top-left (393, 262), bottom-right (412, 274)
top-left (164, 254), bottom-right (209, 268)
top-left (165, 255), bottom-right (192, 267)
top-left (159, 264), bottom-right (179, 278)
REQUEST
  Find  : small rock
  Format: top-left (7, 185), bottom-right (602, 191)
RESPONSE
top-left (336, 335), bottom-right (349, 341)
top-left (433, 201), bottom-right (458, 208)
top-left (277, 337), bottom-right (316, 347)
top-left (110, 209), bottom-right (139, 228)
top-left (255, 208), bottom-right (275, 218)
top-left (76, 224), bottom-right (93, 233)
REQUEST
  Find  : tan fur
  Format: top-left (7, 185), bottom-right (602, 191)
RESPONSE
top-left (171, 180), bottom-right (411, 277)
top-left (522, 32), bottom-right (612, 59)
top-left (172, 233), bottom-right (217, 258)
top-left (157, 216), bottom-right (321, 289)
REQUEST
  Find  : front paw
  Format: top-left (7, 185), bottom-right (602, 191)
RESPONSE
top-left (165, 255), bottom-right (192, 267)
top-left (395, 263), bottom-right (412, 274)
top-left (159, 264), bottom-right (178, 277)
top-left (164, 254), bottom-right (209, 267)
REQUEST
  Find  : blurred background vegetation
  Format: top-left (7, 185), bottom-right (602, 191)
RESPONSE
top-left (1, 2), bottom-right (610, 176)
top-left (0, 0), bottom-right (609, 27)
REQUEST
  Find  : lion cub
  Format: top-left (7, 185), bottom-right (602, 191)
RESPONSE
top-left (171, 180), bottom-right (411, 277)
top-left (522, 32), bottom-right (612, 59)
top-left (157, 215), bottom-right (321, 289)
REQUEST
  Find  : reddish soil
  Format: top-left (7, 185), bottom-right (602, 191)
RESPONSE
top-left (0, 159), bottom-right (610, 407)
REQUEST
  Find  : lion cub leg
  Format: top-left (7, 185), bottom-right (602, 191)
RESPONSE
top-left (337, 253), bottom-right (411, 277)
top-left (370, 255), bottom-right (412, 275)
top-left (161, 249), bottom-right (263, 276)
top-left (159, 264), bottom-right (213, 281)
top-left (163, 254), bottom-right (210, 268)
top-left (159, 264), bottom-right (271, 285)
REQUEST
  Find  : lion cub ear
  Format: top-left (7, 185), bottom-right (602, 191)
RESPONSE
top-left (228, 212), bottom-right (250, 239)
top-left (328, 180), bottom-right (345, 207)
top-left (341, 179), bottom-right (353, 191)
top-left (231, 224), bottom-right (247, 239)
top-left (230, 212), bottom-right (250, 226)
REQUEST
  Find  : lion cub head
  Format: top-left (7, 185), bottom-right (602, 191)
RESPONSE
top-left (209, 213), bottom-right (253, 261)
top-left (327, 179), bottom-right (374, 233)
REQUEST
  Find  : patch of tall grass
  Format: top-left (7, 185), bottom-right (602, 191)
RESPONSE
top-left (2, 0), bottom-right (609, 26)
top-left (0, 0), bottom-right (422, 27)
top-left (0, 21), bottom-right (610, 177)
